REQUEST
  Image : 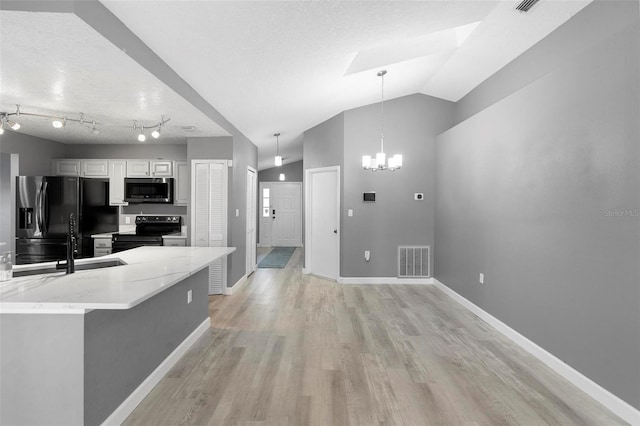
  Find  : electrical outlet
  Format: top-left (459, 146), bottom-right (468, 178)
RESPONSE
top-left (348, 209), bottom-right (353, 217)
top-left (365, 250), bottom-right (370, 261)
top-left (187, 289), bottom-right (192, 304)
top-left (479, 273), bottom-right (484, 284)
top-left (125, 216), bottom-right (131, 224)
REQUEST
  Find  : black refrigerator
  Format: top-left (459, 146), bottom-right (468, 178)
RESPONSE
top-left (15, 176), bottom-right (119, 264)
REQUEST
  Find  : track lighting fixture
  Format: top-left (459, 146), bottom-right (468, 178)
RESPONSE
top-left (7, 119), bottom-right (20, 131)
top-left (274, 132), bottom-right (283, 167)
top-left (0, 105), bottom-right (169, 142)
top-left (137, 125), bottom-right (146, 142)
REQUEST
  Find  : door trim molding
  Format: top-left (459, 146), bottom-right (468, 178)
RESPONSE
top-left (246, 166), bottom-right (257, 277)
top-left (304, 165), bottom-right (340, 280)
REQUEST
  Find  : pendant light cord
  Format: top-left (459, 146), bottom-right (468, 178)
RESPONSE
top-left (380, 71), bottom-right (385, 153)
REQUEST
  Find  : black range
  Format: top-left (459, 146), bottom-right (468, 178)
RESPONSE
top-left (111, 215), bottom-right (182, 253)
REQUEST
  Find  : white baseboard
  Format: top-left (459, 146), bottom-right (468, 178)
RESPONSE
top-left (432, 278), bottom-right (640, 426)
top-left (225, 273), bottom-right (249, 295)
top-left (101, 318), bottom-right (211, 426)
top-left (338, 276), bottom-right (433, 285)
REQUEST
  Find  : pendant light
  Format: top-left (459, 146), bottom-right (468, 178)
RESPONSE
top-left (274, 132), bottom-right (283, 167)
top-left (362, 70), bottom-right (402, 171)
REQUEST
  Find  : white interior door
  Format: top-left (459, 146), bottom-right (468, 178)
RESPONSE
top-left (305, 166), bottom-right (339, 280)
top-left (260, 182), bottom-right (302, 247)
top-left (191, 160), bottom-right (228, 294)
top-left (246, 167), bottom-right (257, 275)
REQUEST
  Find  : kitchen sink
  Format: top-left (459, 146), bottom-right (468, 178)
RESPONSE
top-left (12, 258), bottom-right (127, 278)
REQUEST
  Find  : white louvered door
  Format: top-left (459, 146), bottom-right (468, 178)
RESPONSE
top-left (191, 160), bottom-right (228, 294)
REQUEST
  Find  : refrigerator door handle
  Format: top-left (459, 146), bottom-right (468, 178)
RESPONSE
top-left (35, 182), bottom-right (43, 235)
top-left (41, 181), bottom-right (49, 234)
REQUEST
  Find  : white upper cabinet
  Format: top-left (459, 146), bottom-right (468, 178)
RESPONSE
top-left (81, 160), bottom-right (109, 177)
top-left (52, 159), bottom-right (110, 178)
top-left (108, 160), bottom-right (128, 206)
top-left (151, 160), bottom-right (173, 177)
top-left (126, 160), bottom-right (173, 177)
top-left (174, 161), bottom-right (189, 206)
top-left (52, 159), bottom-right (81, 176)
top-left (126, 160), bottom-right (151, 177)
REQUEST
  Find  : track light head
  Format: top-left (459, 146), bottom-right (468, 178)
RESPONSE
top-left (151, 129), bottom-right (160, 139)
top-left (52, 119), bottom-right (63, 128)
top-left (7, 120), bottom-right (20, 131)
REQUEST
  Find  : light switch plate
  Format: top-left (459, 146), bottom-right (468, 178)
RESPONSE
top-left (235, 209), bottom-right (239, 217)
top-left (479, 273), bottom-right (484, 284)
top-left (187, 289), bottom-right (192, 304)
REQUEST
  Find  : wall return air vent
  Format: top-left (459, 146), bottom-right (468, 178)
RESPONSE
top-left (398, 246), bottom-right (431, 278)
top-left (516, 0), bottom-right (540, 12)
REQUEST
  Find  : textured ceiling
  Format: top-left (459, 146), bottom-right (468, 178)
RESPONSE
top-left (0, 10), bottom-right (229, 145)
top-left (0, 1), bottom-right (592, 169)
top-left (102, 0), bottom-right (591, 170)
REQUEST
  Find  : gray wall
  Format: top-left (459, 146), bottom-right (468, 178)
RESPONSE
top-left (454, 1), bottom-right (640, 125)
top-left (84, 268), bottom-right (209, 425)
top-left (435, 7), bottom-right (639, 410)
top-left (0, 153), bottom-right (12, 248)
top-left (228, 133), bottom-right (258, 286)
top-left (258, 160), bottom-right (304, 183)
top-left (0, 131), bottom-right (66, 175)
top-left (1, 313), bottom-right (85, 425)
top-left (343, 94), bottom-right (454, 277)
top-left (64, 143), bottom-right (186, 160)
top-left (303, 113), bottom-right (344, 172)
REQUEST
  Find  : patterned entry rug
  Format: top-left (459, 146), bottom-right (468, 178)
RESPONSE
top-left (258, 247), bottom-right (296, 268)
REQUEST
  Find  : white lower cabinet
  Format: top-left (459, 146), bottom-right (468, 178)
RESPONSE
top-left (163, 238), bottom-right (186, 247)
top-left (93, 237), bottom-right (112, 257)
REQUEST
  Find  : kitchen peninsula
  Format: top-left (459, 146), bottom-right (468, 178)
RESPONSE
top-left (0, 246), bottom-right (235, 426)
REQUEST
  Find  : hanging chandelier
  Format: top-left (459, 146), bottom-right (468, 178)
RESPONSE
top-left (362, 70), bottom-right (402, 171)
top-left (0, 104), bottom-right (169, 142)
top-left (274, 132), bottom-right (283, 167)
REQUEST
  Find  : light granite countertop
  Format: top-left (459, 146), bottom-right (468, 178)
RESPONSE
top-left (0, 246), bottom-right (235, 314)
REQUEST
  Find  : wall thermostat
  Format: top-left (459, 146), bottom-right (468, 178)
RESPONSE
top-left (414, 193), bottom-right (424, 200)
top-left (363, 192), bottom-right (376, 202)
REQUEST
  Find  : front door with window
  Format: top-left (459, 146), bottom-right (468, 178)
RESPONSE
top-left (259, 182), bottom-right (302, 247)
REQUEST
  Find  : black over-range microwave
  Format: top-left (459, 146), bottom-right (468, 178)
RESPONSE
top-left (124, 178), bottom-right (174, 203)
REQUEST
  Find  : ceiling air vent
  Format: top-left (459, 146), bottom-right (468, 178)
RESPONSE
top-left (516, 0), bottom-right (540, 12)
top-left (179, 125), bottom-right (201, 133)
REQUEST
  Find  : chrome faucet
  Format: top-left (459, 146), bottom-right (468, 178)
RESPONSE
top-left (57, 213), bottom-right (77, 274)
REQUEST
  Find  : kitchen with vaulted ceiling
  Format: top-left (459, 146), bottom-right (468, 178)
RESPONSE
top-left (1, 1), bottom-right (639, 425)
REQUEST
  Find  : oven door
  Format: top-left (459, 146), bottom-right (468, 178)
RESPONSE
top-left (111, 235), bottom-right (163, 253)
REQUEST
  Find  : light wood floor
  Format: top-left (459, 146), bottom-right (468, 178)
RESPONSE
top-left (124, 248), bottom-right (626, 425)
